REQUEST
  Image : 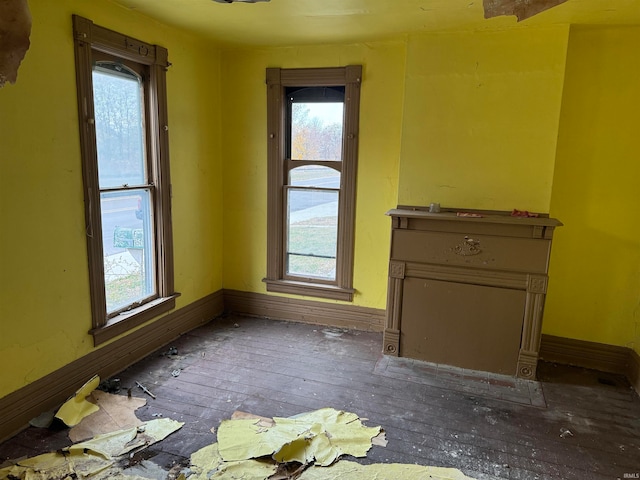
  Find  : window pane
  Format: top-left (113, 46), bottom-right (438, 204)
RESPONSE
top-left (289, 165), bottom-right (340, 188)
top-left (286, 188), bottom-right (338, 280)
top-left (291, 102), bottom-right (343, 161)
top-left (93, 65), bottom-right (146, 188)
top-left (101, 189), bottom-right (155, 313)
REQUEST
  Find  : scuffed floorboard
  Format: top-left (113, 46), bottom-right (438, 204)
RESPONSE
top-left (1, 314), bottom-right (639, 479)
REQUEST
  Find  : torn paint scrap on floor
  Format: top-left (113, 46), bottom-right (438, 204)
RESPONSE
top-left (298, 460), bottom-right (477, 479)
top-left (4, 406), bottom-right (475, 480)
top-left (0, 450), bottom-right (113, 480)
top-left (30, 379), bottom-right (146, 436)
top-left (217, 407), bottom-right (381, 466)
top-left (371, 431), bottom-right (388, 447)
top-left (0, 418), bottom-right (184, 480)
top-left (188, 408), bottom-right (474, 480)
top-left (231, 410), bottom-right (275, 427)
top-left (189, 442), bottom-right (278, 480)
top-left (54, 375), bottom-right (101, 427)
top-left (69, 390), bottom-right (146, 442)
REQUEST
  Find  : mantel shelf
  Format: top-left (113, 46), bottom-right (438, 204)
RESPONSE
top-left (386, 208), bottom-right (563, 228)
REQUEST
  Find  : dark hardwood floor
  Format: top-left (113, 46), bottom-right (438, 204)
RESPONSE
top-left (1, 314), bottom-right (639, 479)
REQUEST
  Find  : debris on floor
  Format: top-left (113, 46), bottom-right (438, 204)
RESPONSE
top-left (9, 405), bottom-right (476, 480)
top-left (321, 328), bottom-right (346, 338)
top-left (28, 375), bottom-right (147, 443)
top-left (98, 377), bottom-right (122, 394)
top-left (559, 427), bottom-right (574, 438)
top-left (371, 431), bottom-right (388, 447)
top-left (217, 407), bottom-right (381, 467)
top-left (28, 409), bottom-right (57, 429)
top-left (54, 375), bottom-right (101, 427)
top-left (188, 442), bottom-right (278, 480)
top-left (69, 390), bottom-right (146, 442)
top-left (187, 408), bottom-right (476, 480)
top-left (298, 460), bottom-right (477, 479)
top-left (231, 410), bottom-right (275, 425)
top-left (186, 408), bottom-right (381, 480)
top-left (164, 346), bottom-right (179, 357)
top-left (136, 381), bottom-right (157, 399)
top-left (127, 459), bottom-right (176, 479)
top-left (0, 418), bottom-right (184, 480)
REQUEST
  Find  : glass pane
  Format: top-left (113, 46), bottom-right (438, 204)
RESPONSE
top-left (290, 165), bottom-right (340, 188)
top-left (101, 189), bottom-right (156, 313)
top-left (93, 64), bottom-right (146, 188)
top-left (286, 188), bottom-right (338, 280)
top-left (291, 102), bottom-right (343, 161)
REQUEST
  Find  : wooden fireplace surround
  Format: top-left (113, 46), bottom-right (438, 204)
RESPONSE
top-left (383, 207), bottom-right (562, 379)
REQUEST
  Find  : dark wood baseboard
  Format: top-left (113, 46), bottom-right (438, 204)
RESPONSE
top-left (539, 334), bottom-right (639, 394)
top-left (0, 290), bottom-right (224, 443)
top-left (223, 289), bottom-right (385, 332)
top-left (539, 334), bottom-right (630, 373)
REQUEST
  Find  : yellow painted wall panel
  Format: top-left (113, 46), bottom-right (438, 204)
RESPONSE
top-left (168, 43), bottom-right (224, 301)
top-left (0, 0), bottom-right (223, 397)
top-left (221, 42), bottom-right (406, 309)
top-left (398, 27), bottom-right (569, 212)
top-left (545, 26), bottom-right (640, 352)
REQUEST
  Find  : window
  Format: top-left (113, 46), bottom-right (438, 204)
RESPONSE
top-left (73, 15), bottom-right (176, 345)
top-left (265, 66), bottom-right (362, 301)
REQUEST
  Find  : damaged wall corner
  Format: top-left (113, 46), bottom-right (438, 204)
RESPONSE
top-left (483, 0), bottom-right (569, 22)
top-left (0, 0), bottom-right (32, 87)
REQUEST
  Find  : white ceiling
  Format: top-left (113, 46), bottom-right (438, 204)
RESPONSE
top-left (112, 0), bottom-right (640, 47)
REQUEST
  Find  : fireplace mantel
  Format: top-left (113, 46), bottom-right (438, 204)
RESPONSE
top-left (384, 206), bottom-right (562, 379)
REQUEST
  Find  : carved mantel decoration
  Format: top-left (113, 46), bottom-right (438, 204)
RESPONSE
top-left (383, 206), bottom-right (562, 379)
top-left (453, 236), bottom-right (482, 256)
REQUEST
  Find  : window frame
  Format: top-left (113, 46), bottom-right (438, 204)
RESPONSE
top-left (73, 15), bottom-right (177, 346)
top-left (264, 66), bottom-right (362, 301)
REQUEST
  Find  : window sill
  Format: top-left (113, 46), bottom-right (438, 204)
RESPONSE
top-left (264, 279), bottom-right (354, 302)
top-left (90, 294), bottom-right (180, 346)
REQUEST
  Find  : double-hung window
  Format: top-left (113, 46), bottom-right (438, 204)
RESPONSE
top-left (73, 16), bottom-right (176, 345)
top-left (265, 66), bottom-right (362, 301)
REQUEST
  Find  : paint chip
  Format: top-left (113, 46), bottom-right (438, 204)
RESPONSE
top-left (54, 375), bottom-right (101, 427)
top-left (187, 409), bottom-right (476, 479)
top-left (69, 390), bottom-right (146, 442)
top-left (298, 460), bottom-right (477, 479)
top-left (217, 407), bottom-right (381, 466)
top-left (189, 442), bottom-right (278, 480)
top-left (0, 418), bottom-right (184, 480)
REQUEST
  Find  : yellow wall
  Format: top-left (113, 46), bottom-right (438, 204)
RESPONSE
top-left (398, 27), bottom-right (569, 212)
top-left (544, 26), bottom-right (640, 352)
top-left (221, 42), bottom-right (406, 309)
top-left (0, 0), bottom-right (223, 397)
